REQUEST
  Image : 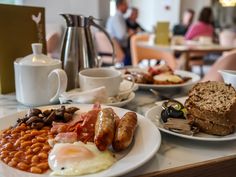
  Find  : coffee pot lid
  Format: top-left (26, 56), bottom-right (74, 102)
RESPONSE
top-left (18, 43), bottom-right (60, 66)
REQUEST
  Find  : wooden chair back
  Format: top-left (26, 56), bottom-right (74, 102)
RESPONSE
top-left (130, 33), bottom-right (177, 69)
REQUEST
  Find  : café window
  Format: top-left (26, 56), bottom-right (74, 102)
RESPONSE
top-left (110, 0), bottom-right (116, 16)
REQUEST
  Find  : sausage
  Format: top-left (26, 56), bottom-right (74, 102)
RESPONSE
top-left (94, 108), bottom-right (115, 151)
top-left (112, 112), bottom-right (137, 151)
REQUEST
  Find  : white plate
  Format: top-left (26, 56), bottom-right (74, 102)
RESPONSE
top-left (106, 92), bottom-right (135, 107)
top-left (122, 68), bottom-right (200, 89)
top-left (145, 97), bottom-right (236, 142)
top-left (0, 104), bottom-right (161, 177)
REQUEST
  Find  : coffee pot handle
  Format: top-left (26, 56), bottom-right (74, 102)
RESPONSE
top-left (89, 16), bottom-right (115, 65)
top-left (48, 69), bottom-right (68, 103)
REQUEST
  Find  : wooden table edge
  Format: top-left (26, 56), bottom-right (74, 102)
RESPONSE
top-left (136, 154), bottom-right (236, 177)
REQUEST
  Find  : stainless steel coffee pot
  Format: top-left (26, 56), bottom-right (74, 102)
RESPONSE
top-left (61, 14), bottom-right (115, 90)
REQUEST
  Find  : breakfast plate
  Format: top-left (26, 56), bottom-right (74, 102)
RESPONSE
top-left (0, 104), bottom-right (161, 177)
top-left (145, 97), bottom-right (236, 142)
top-left (121, 68), bottom-right (200, 90)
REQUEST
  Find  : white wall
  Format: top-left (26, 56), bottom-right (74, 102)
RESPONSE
top-left (131, 0), bottom-right (180, 32)
top-left (98, 1), bottom-right (110, 26)
top-left (131, 0), bottom-right (212, 32)
top-left (22, 0), bottom-right (110, 26)
top-left (21, 0), bottom-right (212, 33)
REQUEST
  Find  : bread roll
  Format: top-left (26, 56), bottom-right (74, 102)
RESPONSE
top-left (185, 81), bottom-right (236, 136)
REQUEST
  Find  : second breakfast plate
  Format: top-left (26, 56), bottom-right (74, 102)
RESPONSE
top-left (145, 97), bottom-right (236, 142)
top-left (0, 104), bottom-right (161, 177)
top-left (121, 68), bottom-right (200, 89)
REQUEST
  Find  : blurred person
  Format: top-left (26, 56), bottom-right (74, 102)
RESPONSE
top-left (185, 7), bottom-right (214, 40)
top-left (126, 7), bottom-right (144, 33)
top-left (106, 0), bottom-right (134, 65)
top-left (173, 9), bottom-right (195, 36)
top-left (106, 0), bottom-right (130, 50)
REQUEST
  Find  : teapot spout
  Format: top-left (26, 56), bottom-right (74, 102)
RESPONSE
top-left (60, 14), bottom-right (75, 26)
top-left (61, 14), bottom-right (87, 27)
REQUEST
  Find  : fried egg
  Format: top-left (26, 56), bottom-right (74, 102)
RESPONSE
top-left (48, 141), bottom-right (116, 176)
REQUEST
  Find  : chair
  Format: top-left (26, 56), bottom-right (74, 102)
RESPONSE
top-left (201, 50), bottom-right (236, 82)
top-left (130, 33), bottom-right (177, 69)
top-left (188, 54), bottom-right (205, 77)
top-left (219, 29), bottom-right (236, 47)
top-left (187, 36), bottom-right (214, 77)
top-left (46, 23), bottom-right (64, 59)
top-left (94, 31), bottom-right (124, 66)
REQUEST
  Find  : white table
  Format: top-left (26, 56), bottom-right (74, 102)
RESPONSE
top-left (138, 41), bottom-right (235, 71)
top-left (1, 92), bottom-right (236, 177)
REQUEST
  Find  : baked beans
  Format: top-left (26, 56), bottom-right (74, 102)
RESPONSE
top-left (0, 123), bottom-right (54, 174)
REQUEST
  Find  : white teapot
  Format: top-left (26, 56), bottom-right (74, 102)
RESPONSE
top-left (14, 43), bottom-right (68, 106)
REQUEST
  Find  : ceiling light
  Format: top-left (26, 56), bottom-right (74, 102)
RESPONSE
top-left (219, 0), bottom-right (236, 7)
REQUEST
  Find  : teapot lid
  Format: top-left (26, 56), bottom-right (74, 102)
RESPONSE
top-left (19, 43), bottom-right (60, 66)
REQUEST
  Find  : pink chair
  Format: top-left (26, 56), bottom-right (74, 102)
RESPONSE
top-left (94, 31), bottom-right (124, 65)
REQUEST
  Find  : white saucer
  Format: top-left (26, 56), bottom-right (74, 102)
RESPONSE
top-left (106, 92), bottom-right (135, 107)
top-left (60, 80), bottom-right (136, 107)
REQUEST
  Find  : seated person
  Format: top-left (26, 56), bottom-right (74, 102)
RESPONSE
top-left (173, 9), bottom-right (195, 36)
top-left (94, 31), bottom-right (125, 67)
top-left (126, 7), bottom-right (144, 33)
top-left (185, 7), bottom-right (214, 40)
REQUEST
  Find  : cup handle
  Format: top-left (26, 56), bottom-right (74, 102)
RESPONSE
top-left (48, 69), bottom-right (68, 103)
top-left (119, 74), bottom-right (135, 95)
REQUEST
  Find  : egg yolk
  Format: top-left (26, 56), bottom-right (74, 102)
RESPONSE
top-left (56, 145), bottom-right (95, 162)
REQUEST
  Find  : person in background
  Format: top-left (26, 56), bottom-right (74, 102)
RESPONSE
top-left (106, 0), bottom-right (134, 66)
top-left (126, 7), bottom-right (144, 33)
top-left (185, 7), bottom-right (214, 40)
top-left (173, 9), bottom-right (195, 36)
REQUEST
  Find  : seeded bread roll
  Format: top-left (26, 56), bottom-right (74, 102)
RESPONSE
top-left (188, 115), bottom-right (235, 136)
top-left (185, 81), bottom-right (236, 136)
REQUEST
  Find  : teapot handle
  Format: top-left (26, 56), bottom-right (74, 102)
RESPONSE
top-left (48, 69), bottom-right (68, 103)
top-left (88, 16), bottom-right (115, 65)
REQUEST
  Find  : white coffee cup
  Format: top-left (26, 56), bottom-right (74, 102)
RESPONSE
top-left (79, 68), bottom-right (134, 97)
top-left (218, 70), bottom-right (236, 89)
